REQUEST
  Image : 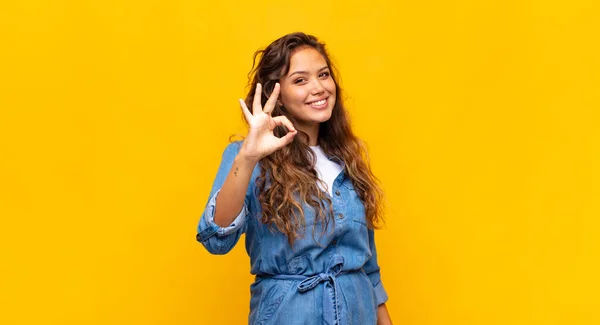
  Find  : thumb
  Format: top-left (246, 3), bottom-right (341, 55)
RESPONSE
top-left (275, 129), bottom-right (297, 148)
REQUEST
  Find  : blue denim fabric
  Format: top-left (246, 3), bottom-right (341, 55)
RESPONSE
top-left (197, 141), bottom-right (388, 325)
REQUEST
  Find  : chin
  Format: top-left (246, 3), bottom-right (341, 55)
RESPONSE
top-left (314, 111), bottom-right (333, 123)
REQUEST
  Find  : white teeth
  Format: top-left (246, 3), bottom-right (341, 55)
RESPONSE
top-left (310, 99), bottom-right (326, 106)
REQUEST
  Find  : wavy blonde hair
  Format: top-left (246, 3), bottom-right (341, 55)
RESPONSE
top-left (241, 32), bottom-right (385, 245)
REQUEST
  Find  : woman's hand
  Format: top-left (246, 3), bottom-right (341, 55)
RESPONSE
top-left (377, 303), bottom-right (393, 325)
top-left (238, 82), bottom-right (297, 163)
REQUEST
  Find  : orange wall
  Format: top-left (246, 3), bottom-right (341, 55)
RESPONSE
top-left (1, 1), bottom-right (599, 324)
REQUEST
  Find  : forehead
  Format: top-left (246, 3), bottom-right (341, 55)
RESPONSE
top-left (288, 47), bottom-right (328, 73)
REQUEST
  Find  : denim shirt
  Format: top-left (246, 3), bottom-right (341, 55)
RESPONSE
top-left (197, 141), bottom-right (388, 325)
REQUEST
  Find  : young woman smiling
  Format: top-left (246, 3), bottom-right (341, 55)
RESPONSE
top-left (197, 32), bottom-right (392, 325)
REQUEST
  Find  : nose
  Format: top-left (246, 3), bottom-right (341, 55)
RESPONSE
top-left (310, 78), bottom-right (325, 95)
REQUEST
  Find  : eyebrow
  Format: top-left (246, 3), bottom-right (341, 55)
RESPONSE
top-left (288, 66), bottom-right (329, 79)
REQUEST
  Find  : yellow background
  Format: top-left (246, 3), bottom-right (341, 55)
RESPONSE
top-left (1, 0), bottom-right (599, 324)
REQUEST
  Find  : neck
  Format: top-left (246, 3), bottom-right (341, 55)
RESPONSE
top-left (297, 123), bottom-right (319, 146)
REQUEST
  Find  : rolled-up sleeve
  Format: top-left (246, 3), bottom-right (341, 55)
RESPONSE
top-left (196, 141), bottom-right (251, 255)
top-left (363, 228), bottom-right (389, 305)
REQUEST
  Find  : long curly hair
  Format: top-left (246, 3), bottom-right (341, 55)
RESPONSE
top-left (241, 32), bottom-right (385, 245)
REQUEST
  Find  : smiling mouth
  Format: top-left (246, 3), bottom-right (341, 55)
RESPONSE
top-left (307, 97), bottom-right (328, 108)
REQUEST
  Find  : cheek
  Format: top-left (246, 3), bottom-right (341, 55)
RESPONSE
top-left (284, 88), bottom-right (308, 105)
top-left (325, 80), bottom-right (337, 97)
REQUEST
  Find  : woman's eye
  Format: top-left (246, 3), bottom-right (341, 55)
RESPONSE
top-left (294, 78), bottom-right (305, 84)
top-left (319, 72), bottom-right (330, 78)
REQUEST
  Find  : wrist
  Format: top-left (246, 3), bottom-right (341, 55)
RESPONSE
top-left (235, 151), bottom-right (259, 168)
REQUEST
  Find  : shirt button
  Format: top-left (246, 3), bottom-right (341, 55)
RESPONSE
top-left (337, 213), bottom-right (344, 219)
top-left (335, 190), bottom-right (340, 196)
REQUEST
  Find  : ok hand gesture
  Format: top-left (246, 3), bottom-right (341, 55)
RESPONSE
top-left (238, 83), bottom-right (297, 163)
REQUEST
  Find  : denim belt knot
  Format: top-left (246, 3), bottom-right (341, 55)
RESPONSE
top-left (267, 254), bottom-right (346, 325)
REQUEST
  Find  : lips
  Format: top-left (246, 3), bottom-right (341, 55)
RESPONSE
top-left (306, 97), bottom-right (328, 109)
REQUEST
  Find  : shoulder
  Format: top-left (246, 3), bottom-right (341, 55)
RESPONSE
top-left (221, 140), bottom-right (244, 157)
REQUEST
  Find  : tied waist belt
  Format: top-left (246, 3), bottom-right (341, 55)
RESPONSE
top-left (258, 255), bottom-right (348, 325)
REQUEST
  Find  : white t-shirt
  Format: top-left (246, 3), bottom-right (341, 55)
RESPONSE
top-left (310, 145), bottom-right (344, 196)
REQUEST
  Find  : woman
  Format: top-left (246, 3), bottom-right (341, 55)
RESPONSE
top-left (197, 32), bottom-right (392, 325)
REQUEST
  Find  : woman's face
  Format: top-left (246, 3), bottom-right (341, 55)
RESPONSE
top-left (278, 46), bottom-right (337, 132)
